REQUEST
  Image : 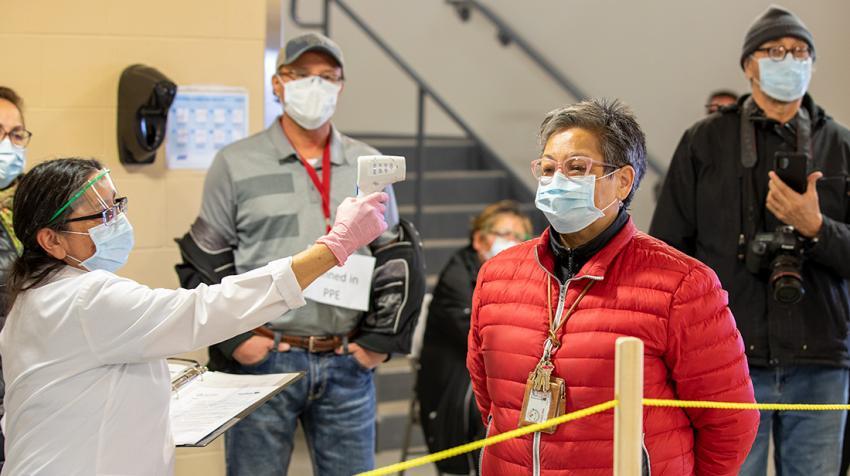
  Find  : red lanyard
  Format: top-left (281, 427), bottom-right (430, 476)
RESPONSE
top-left (297, 142), bottom-right (332, 232)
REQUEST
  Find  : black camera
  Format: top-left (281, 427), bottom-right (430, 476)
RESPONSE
top-left (745, 225), bottom-right (806, 304)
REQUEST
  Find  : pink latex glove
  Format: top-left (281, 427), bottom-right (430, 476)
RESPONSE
top-left (317, 192), bottom-right (389, 265)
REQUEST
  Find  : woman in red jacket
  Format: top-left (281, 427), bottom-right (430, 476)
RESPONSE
top-left (467, 98), bottom-right (759, 475)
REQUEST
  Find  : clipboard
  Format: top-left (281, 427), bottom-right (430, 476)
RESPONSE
top-left (167, 358), bottom-right (303, 447)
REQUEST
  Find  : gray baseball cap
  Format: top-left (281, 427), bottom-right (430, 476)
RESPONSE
top-left (276, 33), bottom-right (344, 72)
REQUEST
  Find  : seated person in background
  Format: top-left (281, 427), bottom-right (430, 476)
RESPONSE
top-left (416, 200), bottom-right (531, 475)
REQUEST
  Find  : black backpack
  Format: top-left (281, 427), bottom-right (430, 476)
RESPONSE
top-left (355, 219), bottom-right (427, 355)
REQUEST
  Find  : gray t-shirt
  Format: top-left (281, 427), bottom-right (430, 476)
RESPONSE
top-left (198, 118), bottom-right (399, 335)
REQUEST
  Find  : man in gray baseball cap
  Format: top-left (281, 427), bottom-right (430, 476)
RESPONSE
top-left (189, 30), bottom-right (400, 475)
top-left (652, 6), bottom-right (850, 475)
top-left (277, 32), bottom-right (345, 72)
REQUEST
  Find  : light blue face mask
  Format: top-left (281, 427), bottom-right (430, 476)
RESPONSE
top-left (757, 55), bottom-right (812, 102)
top-left (64, 213), bottom-right (135, 273)
top-left (0, 138), bottom-right (26, 189)
top-left (535, 171), bottom-right (618, 234)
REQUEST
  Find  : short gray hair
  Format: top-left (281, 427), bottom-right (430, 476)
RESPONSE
top-left (538, 98), bottom-right (646, 207)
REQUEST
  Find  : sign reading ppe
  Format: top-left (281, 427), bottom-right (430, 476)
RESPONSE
top-left (165, 85), bottom-right (249, 170)
top-left (303, 254), bottom-right (376, 311)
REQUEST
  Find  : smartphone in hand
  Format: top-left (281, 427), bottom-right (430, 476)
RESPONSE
top-left (774, 151), bottom-right (808, 194)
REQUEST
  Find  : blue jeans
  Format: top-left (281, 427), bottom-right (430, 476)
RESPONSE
top-left (225, 348), bottom-right (376, 476)
top-left (739, 365), bottom-right (848, 476)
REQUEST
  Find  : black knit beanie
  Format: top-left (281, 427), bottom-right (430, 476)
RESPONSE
top-left (740, 5), bottom-right (815, 69)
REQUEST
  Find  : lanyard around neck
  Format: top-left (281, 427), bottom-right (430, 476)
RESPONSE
top-left (546, 274), bottom-right (594, 350)
top-left (296, 142), bottom-right (332, 233)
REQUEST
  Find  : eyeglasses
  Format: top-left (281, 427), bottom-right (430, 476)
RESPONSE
top-left (63, 197), bottom-right (128, 227)
top-left (488, 228), bottom-right (528, 242)
top-left (531, 156), bottom-right (618, 181)
top-left (754, 45), bottom-right (811, 62)
top-left (279, 69), bottom-right (343, 84)
top-left (0, 127), bottom-right (33, 148)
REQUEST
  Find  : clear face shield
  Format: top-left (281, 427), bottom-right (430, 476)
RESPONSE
top-left (49, 169), bottom-right (127, 227)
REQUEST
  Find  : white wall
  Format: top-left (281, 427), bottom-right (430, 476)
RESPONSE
top-left (280, 0), bottom-right (850, 229)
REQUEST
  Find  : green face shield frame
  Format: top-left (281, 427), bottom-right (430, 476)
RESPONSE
top-left (47, 168), bottom-right (112, 224)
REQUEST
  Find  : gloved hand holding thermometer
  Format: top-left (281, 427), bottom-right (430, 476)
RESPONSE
top-left (316, 155), bottom-right (406, 265)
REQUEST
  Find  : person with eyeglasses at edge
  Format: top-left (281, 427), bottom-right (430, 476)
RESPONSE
top-left (178, 32), bottom-right (400, 475)
top-left (0, 86), bottom-right (31, 471)
top-left (0, 158), bottom-right (389, 475)
top-left (705, 89), bottom-right (738, 115)
top-left (650, 6), bottom-right (850, 475)
top-left (466, 98), bottom-right (758, 476)
top-left (416, 200), bottom-right (532, 475)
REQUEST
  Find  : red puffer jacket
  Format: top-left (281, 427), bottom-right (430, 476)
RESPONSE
top-left (467, 219), bottom-right (758, 475)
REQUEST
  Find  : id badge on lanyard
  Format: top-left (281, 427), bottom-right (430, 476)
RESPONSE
top-left (518, 277), bottom-right (594, 433)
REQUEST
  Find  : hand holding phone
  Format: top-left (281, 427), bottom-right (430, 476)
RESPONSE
top-left (773, 151), bottom-right (808, 194)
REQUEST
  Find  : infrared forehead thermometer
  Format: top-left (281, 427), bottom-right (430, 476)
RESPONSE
top-left (357, 155), bottom-right (406, 196)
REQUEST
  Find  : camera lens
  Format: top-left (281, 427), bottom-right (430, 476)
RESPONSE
top-left (770, 255), bottom-right (804, 304)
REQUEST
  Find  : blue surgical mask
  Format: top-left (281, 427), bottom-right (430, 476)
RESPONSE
top-left (0, 138), bottom-right (26, 189)
top-left (64, 213), bottom-right (135, 273)
top-left (535, 171), bottom-right (618, 234)
top-left (757, 56), bottom-right (812, 102)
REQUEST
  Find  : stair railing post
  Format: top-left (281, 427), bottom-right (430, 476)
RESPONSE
top-left (614, 337), bottom-right (644, 476)
top-left (322, 0), bottom-right (330, 36)
top-left (414, 87), bottom-right (426, 229)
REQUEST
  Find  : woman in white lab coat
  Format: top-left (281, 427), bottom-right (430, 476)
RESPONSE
top-left (0, 158), bottom-right (388, 476)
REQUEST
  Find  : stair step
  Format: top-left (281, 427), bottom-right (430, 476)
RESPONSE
top-left (376, 400), bottom-right (425, 451)
top-left (349, 135), bottom-right (482, 172)
top-left (422, 239), bottom-right (467, 274)
top-left (375, 360), bottom-right (416, 403)
top-left (394, 171), bottom-right (507, 206)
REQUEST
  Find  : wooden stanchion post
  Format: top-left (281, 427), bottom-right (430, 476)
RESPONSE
top-left (614, 337), bottom-right (644, 476)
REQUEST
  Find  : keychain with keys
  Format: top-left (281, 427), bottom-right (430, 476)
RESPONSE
top-left (518, 277), bottom-right (594, 433)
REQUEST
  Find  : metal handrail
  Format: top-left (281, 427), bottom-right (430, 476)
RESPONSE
top-left (447, 0), bottom-right (588, 101)
top-left (289, 0), bottom-right (533, 228)
top-left (447, 0), bottom-right (665, 175)
top-left (289, 0), bottom-right (329, 35)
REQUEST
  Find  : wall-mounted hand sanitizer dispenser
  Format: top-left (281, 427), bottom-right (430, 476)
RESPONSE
top-left (117, 64), bottom-right (176, 165)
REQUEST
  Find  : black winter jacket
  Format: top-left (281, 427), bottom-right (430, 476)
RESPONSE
top-left (416, 246), bottom-right (483, 474)
top-left (650, 94), bottom-right (850, 368)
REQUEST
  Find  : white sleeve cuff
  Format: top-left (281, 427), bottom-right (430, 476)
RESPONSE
top-left (267, 257), bottom-right (307, 311)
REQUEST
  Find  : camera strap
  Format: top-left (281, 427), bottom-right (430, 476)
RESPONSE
top-left (738, 96), bottom-right (813, 250)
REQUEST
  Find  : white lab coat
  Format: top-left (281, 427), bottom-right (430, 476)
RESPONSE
top-left (0, 257), bottom-right (305, 476)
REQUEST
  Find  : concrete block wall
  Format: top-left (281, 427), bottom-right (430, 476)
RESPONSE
top-left (3, 1), bottom-right (267, 473)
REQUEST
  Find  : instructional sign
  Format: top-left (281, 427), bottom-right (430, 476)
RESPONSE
top-left (303, 254), bottom-right (376, 311)
top-left (165, 85), bottom-right (249, 170)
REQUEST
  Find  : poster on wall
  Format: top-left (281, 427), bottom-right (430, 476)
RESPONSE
top-left (165, 85), bottom-right (249, 170)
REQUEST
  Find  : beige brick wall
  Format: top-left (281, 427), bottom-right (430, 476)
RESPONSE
top-left (3, 1), bottom-right (267, 473)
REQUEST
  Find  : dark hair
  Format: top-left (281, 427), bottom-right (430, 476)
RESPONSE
top-left (707, 89), bottom-right (738, 103)
top-left (538, 98), bottom-right (647, 207)
top-left (6, 158), bottom-right (103, 310)
top-left (469, 200), bottom-right (532, 242)
top-left (0, 86), bottom-right (23, 114)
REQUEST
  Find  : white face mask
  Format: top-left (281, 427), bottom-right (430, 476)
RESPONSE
top-left (483, 236), bottom-right (519, 260)
top-left (280, 76), bottom-right (341, 130)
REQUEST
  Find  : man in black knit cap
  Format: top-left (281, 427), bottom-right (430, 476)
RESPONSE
top-left (651, 6), bottom-right (850, 475)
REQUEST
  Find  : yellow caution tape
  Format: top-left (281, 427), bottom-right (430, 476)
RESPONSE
top-left (355, 400), bottom-right (618, 476)
top-left (644, 398), bottom-right (850, 411)
top-left (360, 397), bottom-right (850, 476)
